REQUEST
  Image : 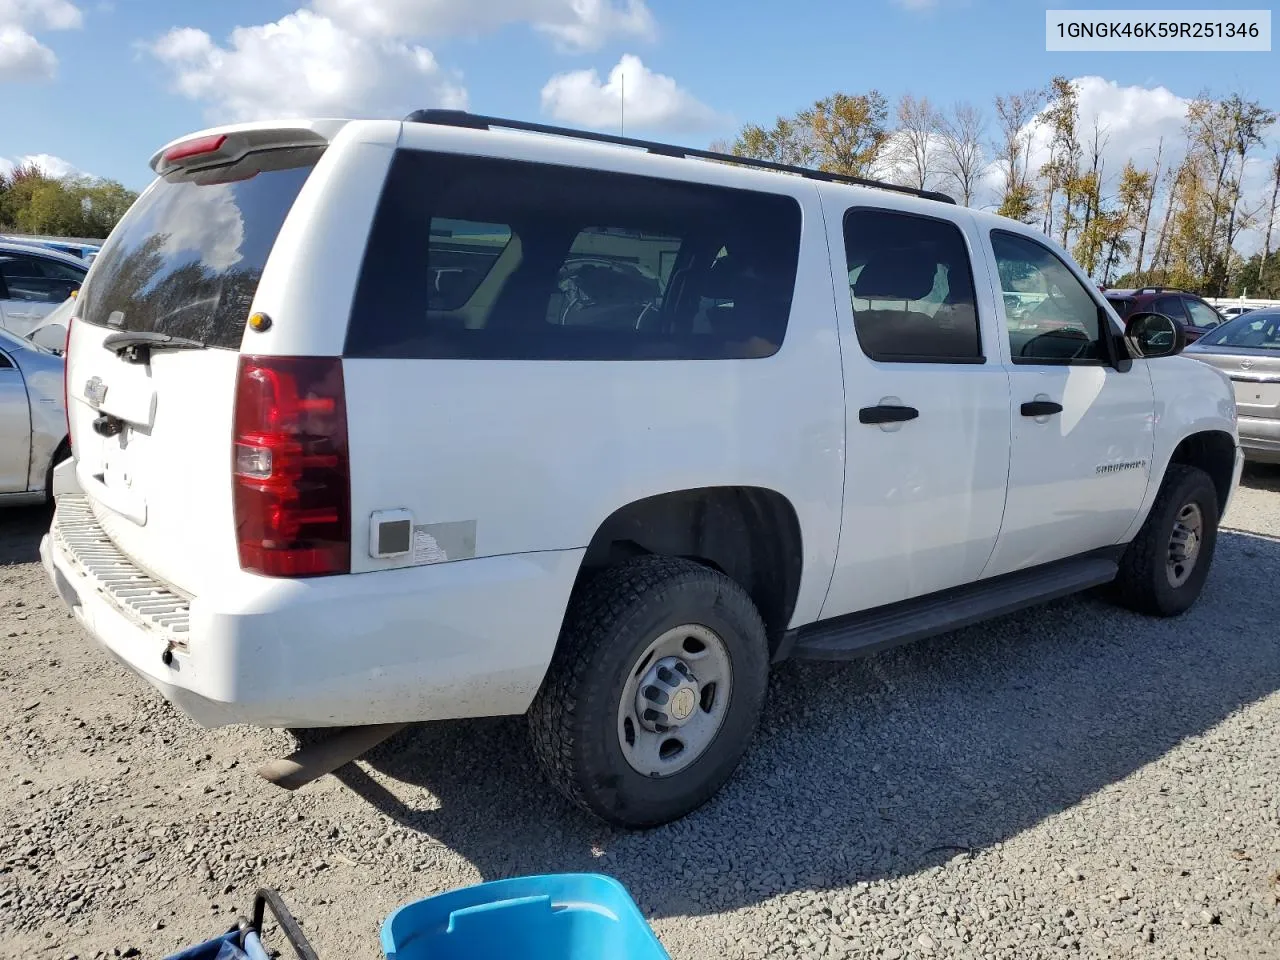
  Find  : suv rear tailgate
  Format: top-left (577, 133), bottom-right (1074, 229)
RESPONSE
top-left (66, 140), bottom-right (326, 596)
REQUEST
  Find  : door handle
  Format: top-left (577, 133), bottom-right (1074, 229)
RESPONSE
top-left (859, 404), bottom-right (919, 425)
top-left (1020, 400), bottom-right (1063, 417)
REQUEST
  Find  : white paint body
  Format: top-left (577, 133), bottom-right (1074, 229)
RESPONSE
top-left (40, 118), bottom-right (1242, 728)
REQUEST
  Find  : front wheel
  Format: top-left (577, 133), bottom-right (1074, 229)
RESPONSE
top-left (528, 556), bottom-right (769, 828)
top-left (1112, 464), bottom-right (1220, 617)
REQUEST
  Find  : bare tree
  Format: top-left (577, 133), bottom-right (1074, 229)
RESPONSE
top-left (1132, 137), bottom-right (1163, 282)
top-left (1264, 155), bottom-right (1280, 263)
top-left (891, 94), bottom-right (939, 190)
top-left (936, 102), bottom-right (986, 206)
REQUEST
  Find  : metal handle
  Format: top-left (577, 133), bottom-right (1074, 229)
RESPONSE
top-left (250, 888), bottom-right (321, 960)
top-left (858, 404), bottom-right (919, 425)
top-left (1020, 400), bottom-right (1063, 417)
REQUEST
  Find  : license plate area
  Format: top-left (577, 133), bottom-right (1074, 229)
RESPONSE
top-left (1232, 379), bottom-right (1280, 414)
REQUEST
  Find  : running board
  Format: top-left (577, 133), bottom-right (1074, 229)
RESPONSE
top-left (789, 555), bottom-right (1120, 661)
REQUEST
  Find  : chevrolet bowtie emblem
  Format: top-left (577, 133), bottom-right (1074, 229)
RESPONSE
top-left (83, 376), bottom-right (108, 408)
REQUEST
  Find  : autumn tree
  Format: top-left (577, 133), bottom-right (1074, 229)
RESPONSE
top-left (801, 91), bottom-right (890, 177)
top-left (726, 91), bottom-right (889, 178)
top-left (1040, 76), bottom-right (1082, 245)
top-left (993, 88), bottom-right (1044, 222)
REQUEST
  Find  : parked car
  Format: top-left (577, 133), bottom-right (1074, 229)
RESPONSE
top-left (0, 241), bottom-right (87, 339)
top-left (41, 111), bottom-right (1240, 827)
top-left (1105, 287), bottom-right (1226, 343)
top-left (0, 328), bottom-right (69, 505)
top-left (1185, 308), bottom-right (1280, 463)
top-left (1218, 304), bottom-right (1255, 321)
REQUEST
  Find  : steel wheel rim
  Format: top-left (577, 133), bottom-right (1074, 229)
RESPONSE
top-left (617, 623), bottom-right (732, 778)
top-left (1166, 501), bottom-right (1204, 588)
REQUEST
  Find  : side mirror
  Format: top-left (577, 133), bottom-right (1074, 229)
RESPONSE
top-left (1124, 311), bottom-right (1185, 359)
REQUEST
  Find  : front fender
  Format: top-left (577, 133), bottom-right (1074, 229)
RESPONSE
top-left (1118, 356), bottom-right (1239, 541)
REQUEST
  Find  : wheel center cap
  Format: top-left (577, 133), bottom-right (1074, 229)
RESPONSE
top-left (670, 687), bottom-right (697, 722)
top-left (634, 656), bottom-right (700, 732)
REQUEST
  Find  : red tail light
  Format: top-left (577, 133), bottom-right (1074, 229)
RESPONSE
top-left (232, 356), bottom-right (350, 577)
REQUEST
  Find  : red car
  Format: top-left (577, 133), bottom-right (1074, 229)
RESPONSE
top-left (1103, 286), bottom-right (1226, 344)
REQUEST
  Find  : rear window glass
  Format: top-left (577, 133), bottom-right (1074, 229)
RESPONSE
top-left (79, 147), bottom-right (322, 350)
top-left (345, 151), bottom-right (802, 361)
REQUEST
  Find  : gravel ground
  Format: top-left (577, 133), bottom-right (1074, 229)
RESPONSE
top-left (2, 470), bottom-right (1279, 960)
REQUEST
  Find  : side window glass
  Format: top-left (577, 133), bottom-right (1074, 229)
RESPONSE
top-left (991, 231), bottom-right (1102, 363)
top-left (1153, 296), bottom-right (1188, 322)
top-left (0, 255), bottom-right (76, 304)
top-left (546, 227), bottom-right (674, 330)
top-left (427, 218), bottom-right (512, 311)
top-left (1185, 298), bottom-right (1221, 328)
top-left (346, 150), bottom-right (803, 361)
top-left (842, 208), bottom-right (982, 362)
top-left (34, 258), bottom-right (86, 282)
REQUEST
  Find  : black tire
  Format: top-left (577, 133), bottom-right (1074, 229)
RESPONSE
top-left (1112, 464), bottom-right (1219, 617)
top-left (528, 556), bottom-right (769, 828)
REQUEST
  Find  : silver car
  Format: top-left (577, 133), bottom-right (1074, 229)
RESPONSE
top-left (0, 241), bottom-right (87, 339)
top-left (0, 327), bottom-right (69, 505)
top-left (1185, 307), bottom-right (1280, 463)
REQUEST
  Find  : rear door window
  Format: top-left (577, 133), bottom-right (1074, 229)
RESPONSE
top-left (842, 208), bottom-right (982, 362)
top-left (79, 146), bottom-right (322, 350)
top-left (345, 151), bottom-right (802, 360)
top-left (1152, 296), bottom-right (1188, 322)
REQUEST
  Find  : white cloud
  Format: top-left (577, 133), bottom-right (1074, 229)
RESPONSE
top-left (0, 152), bottom-right (85, 179)
top-left (0, 0), bottom-right (81, 79)
top-left (541, 54), bottom-right (722, 134)
top-left (148, 9), bottom-right (467, 123)
top-left (312, 0), bottom-right (655, 51)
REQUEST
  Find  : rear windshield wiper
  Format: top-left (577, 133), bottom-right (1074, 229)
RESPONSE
top-left (103, 330), bottom-right (208, 364)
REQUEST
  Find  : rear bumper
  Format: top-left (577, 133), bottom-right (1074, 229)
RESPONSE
top-left (42, 495), bottom-right (582, 728)
top-left (1238, 416), bottom-right (1280, 464)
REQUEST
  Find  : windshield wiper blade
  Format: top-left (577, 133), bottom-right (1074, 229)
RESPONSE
top-left (103, 330), bottom-right (207, 362)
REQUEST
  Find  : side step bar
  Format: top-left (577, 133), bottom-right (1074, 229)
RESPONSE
top-left (788, 554), bottom-right (1120, 661)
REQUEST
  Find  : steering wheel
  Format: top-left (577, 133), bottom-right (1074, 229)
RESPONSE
top-left (1019, 327), bottom-right (1092, 359)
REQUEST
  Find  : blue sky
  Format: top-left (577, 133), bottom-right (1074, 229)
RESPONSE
top-left (2, 0), bottom-right (1277, 205)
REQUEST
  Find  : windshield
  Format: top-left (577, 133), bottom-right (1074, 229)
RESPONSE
top-left (1197, 311), bottom-right (1280, 349)
top-left (78, 146), bottom-right (322, 350)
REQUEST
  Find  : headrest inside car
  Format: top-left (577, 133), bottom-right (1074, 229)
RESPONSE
top-left (853, 255), bottom-right (938, 301)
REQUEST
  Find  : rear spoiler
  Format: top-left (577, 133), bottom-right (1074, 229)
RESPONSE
top-left (149, 120), bottom-right (351, 176)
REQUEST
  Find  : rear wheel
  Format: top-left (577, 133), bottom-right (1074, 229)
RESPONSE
top-left (528, 556), bottom-right (769, 828)
top-left (1112, 464), bottom-right (1219, 617)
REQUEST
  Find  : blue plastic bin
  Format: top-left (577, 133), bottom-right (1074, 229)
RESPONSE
top-left (381, 873), bottom-right (671, 960)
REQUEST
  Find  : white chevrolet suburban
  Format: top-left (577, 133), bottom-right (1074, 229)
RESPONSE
top-left (41, 111), bottom-right (1242, 828)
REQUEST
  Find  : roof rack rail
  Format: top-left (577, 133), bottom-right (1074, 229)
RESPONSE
top-left (403, 109), bottom-right (957, 205)
top-left (1137, 285), bottom-right (1192, 295)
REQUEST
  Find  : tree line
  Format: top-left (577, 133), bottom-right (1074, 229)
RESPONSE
top-left (0, 164), bottom-right (138, 241)
top-left (715, 81), bottom-right (1280, 298)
